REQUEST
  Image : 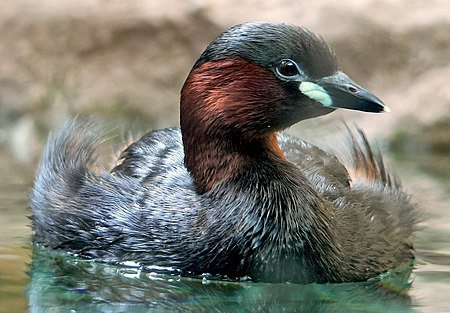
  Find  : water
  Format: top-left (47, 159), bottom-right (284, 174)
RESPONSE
top-left (0, 125), bottom-right (449, 313)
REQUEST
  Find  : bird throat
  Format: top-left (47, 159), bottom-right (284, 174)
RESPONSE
top-left (182, 129), bottom-right (286, 194)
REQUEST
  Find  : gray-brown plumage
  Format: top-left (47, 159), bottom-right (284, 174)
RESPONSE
top-left (30, 22), bottom-right (417, 283)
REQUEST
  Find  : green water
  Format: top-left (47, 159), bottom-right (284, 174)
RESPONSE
top-left (0, 124), bottom-right (449, 313)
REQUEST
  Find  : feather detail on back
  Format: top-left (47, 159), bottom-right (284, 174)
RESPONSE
top-left (342, 126), bottom-right (401, 189)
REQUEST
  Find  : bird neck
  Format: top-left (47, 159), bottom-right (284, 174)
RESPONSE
top-left (183, 129), bottom-right (285, 194)
top-left (180, 58), bottom-right (288, 193)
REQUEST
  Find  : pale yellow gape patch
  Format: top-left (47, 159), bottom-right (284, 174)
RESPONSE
top-left (299, 82), bottom-right (333, 107)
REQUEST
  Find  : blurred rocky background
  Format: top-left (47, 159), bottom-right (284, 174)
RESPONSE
top-left (0, 0), bottom-right (449, 177)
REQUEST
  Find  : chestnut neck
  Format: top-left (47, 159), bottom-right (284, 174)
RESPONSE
top-left (180, 59), bottom-right (287, 194)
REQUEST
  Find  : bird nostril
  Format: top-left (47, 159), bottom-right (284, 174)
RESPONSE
top-left (347, 86), bottom-right (358, 93)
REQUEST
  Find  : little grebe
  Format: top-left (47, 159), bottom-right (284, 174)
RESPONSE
top-left (31, 22), bottom-right (417, 283)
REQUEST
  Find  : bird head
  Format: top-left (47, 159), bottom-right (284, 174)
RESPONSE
top-left (181, 22), bottom-right (387, 138)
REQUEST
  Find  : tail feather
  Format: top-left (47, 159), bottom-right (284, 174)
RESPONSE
top-left (341, 126), bottom-right (420, 249)
top-left (30, 118), bottom-right (105, 231)
top-left (344, 126), bottom-right (401, 190)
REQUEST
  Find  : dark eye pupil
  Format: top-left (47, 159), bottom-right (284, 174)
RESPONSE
top-left (278, 60), bottom-right (299, 77)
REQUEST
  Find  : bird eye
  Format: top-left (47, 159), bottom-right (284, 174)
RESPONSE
top-left (276, 59), bottom-right (301, 78)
